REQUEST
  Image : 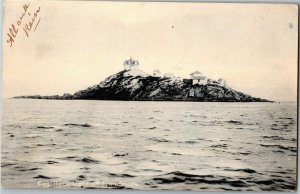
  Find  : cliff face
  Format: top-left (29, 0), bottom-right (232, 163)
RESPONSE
top-left (14, 70), bottom-right (269, 102)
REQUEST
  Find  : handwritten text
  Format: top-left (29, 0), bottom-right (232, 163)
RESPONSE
top-left (6, 3), bottom-right (41, 47)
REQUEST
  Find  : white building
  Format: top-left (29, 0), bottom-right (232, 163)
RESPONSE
top-left (190, 71), bottom-right (207, 85)
top-left (123, 57), bottom-right (140, 71)
top-left (153, 69), bottom-right (162, 77)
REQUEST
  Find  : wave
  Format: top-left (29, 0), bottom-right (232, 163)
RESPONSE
top-left (33, 175), bottom-right (52, 179)
top-left (149, 171), bottom-right (296, 191)
top-left (226, 120), bottom-right (243, 125)
top-left (17, 167), bottom-right (40, 172)
top-left (259, 144), bottom-right (296, 153)
top-left (64, 123), bottom-right (91, 127)
top-left (108, 173), bottom-right (135, 178)
top-left (36, 126), bottom-right (54, 129)
top-left (60, 156), bottom-right (99, 163)
top-left (47, 161), bottom-right (59, 164)
top-left (1, 162), bottom-right (17, 167)
top-left (79, 157), bottom-right (99, 163)
top-left (148, 137), bottom-right (170, 143)
top-left (223, 168), bottom-right (257, 174)
top-left (114, 153), bottom-right (129, 157)
top-left (278, 117), bottom-right (294, 120)
top-left (262, 136), bottom-right (285, 140)
top-left (77, 175), bottom-right (86, 180)
top-left (148, 127), bottom-right (157, 130)
top-left (184, 140), bottom-right (197, 144)
top-left (151, 171), bottom-right (247, 188)
top-left (22, 135), bottom-right (41, 139)
top-left (211, 144), bottom-right (228, 148)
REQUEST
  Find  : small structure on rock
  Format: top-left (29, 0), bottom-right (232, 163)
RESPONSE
top-left (123, 57), bottom-right (140, 71)
top-left (190, 71), bottom-right (207, 85)
top-left (153, 69), bottom-right (162, 77)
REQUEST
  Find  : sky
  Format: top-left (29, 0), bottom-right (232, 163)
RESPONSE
top-left (2, 0), bottom-right (298, 101)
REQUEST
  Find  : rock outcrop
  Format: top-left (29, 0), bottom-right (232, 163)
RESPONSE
top-left (14, 70), bottom-right (270, 102)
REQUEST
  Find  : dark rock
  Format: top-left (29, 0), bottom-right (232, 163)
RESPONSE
top-left (62, 93), bottom-right (73, 99)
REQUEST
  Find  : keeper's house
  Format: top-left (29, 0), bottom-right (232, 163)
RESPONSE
top-left (184, 71), bottom-right (207, 85)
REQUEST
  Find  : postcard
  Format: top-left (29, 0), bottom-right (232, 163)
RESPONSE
top-left (2, 0), bottom-right (298, 191)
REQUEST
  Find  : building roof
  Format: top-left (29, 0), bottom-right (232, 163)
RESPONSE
top-left (124, 57), bottom-right (140, 66)
top-left (192, 75), bottom-right (206, 80)
top-left (164, 73), bottom-right (174, 77)
top-left (190, 71), bottom-right (203, 75)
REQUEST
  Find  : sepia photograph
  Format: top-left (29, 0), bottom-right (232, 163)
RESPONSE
top-left (1, 0), bottom-right (298, 192)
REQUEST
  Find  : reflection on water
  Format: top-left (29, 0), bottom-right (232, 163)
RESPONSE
top-left (1, 100), bottom-right (297, 191)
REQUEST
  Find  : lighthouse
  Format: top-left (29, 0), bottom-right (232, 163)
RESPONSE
top-left (123, 57), bottom-right (140, 71)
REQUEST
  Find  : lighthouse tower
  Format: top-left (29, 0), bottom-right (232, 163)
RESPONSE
top-left (123, 57), bottom-right (140, 71)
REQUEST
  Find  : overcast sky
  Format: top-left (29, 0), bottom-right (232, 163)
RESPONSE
top-left (3, 1), bottom-right (298, 101)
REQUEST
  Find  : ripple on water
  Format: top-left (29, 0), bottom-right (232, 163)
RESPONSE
top-left (64, 123), bottom-right (91, 127)
top-left (46, 161), bottom-right (59, 164)
top-left (1, 101), bottom-right (296, 191)
top-left (151, 171), bottom-right (247, 188)
top-left (226, 120), bottom-right (243, 125)
top-left (108, 173), bottom-right (136, 178)
top-left (148, 137), bottom-right (171, 143)
top-left (259, 144), bottom-right (297, 153)
top-left (36, 126), bottom-right (54, 129)
top-left (60, 156), bottom-right (99, 163)
top-left (33, 175), bottom-right (52, 179)
top-left (1, 163), bottom-right (17, 167)
top-left (223, 168), bottom-right (257, 174)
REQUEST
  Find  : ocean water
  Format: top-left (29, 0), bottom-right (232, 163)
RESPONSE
top-left (1, 99), bottom-right (297, 191)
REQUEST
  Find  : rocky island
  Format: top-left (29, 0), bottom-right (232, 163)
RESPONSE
top-left (14, 58), bottom-right (270, 102)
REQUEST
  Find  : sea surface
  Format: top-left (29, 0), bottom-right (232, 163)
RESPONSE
top-left (1, 100), bottom-right (297, 191)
